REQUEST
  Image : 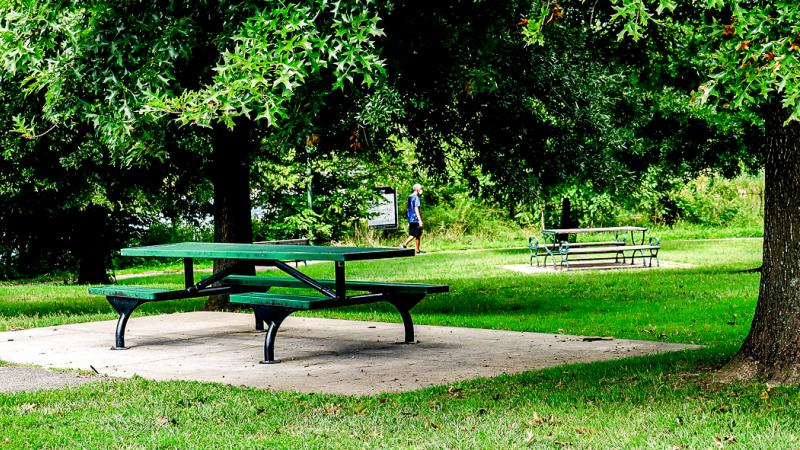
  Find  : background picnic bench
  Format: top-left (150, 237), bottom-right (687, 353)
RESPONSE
top-left (530, 227), bottom-right (660, 270)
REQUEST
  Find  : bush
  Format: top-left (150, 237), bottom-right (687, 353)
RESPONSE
top-left (673, 173), bottom-right (762, 228)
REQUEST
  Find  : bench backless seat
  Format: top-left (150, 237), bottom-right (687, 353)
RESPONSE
top-left (89, 276), bottom-right (449, 364)
top-left (224, 276), bottom-right (448, 363)
top-left (88, 285), bottom-right (218, 350)
top-left (529, 236), bottom-right (660, 270)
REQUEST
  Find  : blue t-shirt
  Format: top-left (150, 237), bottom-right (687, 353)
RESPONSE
top-left (407, 193), bottom-right (420, 223)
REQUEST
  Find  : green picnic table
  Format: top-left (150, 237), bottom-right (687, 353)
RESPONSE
top-left (530, 226), bottom-right (660, 269)
top-left (89, 242), bottom-right (449, 363)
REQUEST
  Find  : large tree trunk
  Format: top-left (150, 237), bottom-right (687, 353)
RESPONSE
top-left (203, 123), bottom-right (256, 310)
top-left (721, 107), bottom-right (800, 383)
top-left (75, 205), bottom-right (112, 284)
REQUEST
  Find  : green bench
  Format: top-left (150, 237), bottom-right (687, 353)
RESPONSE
top-left (88, 284), bottom-right (229, 350)
top-left (554, 238), bottom-right (661, 270)
top-left (529, 237), bottom-right (624, 267)
top-left (88, 275), bottom-right (448, 364)
top-left (221, 275), bottom-right (449, 363)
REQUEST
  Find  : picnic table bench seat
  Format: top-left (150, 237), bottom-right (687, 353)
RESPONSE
top-left (529, 235), bottom-right (660, 270)
top-left (561, 244), bottom-right (654, 254)
top-left (557, 238), bottom-right (660, 269)
top-left (88, 275), bottom-right (448, 364)
top-left (224, 276), bottom-right (448, 363)
top-left (219, 274), bottom-right (448, 294)
top-left (88, 284), bottom-right (227, 350)
top-left (88, 285), bottom-right (196, 301)
top-left (533, 240), bottom-right (621, 249)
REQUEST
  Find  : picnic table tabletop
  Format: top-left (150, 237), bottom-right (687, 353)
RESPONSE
top-left (542, 226), bottom-right (647, 234)
top-left (121, 242), bottom-right (415, 262)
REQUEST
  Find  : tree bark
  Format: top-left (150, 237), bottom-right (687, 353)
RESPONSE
top-left (556, 197), bottom-right (572, 242)
top-left (203, 123), bottom-right (256, 310)
top-left (75, 205), bottom-right (112, 284)
top-left (721, 106), bottom-right (800, 383)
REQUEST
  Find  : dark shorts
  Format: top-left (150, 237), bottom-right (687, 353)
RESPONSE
top-left (408, 222), bottom-right (423, 238)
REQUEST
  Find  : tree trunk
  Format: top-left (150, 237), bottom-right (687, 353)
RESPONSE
top-left (75, 205), bottom-right (112, 284)
top-left (203, 123), bottom-right (256, 311)
top-left (721, 107), bottom-right (800, 383)
top-left (556, 197), bottom-right (571, 242)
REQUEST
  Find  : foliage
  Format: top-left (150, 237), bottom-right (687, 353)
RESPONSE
top-left (0, 75), bottom-right (211, 281)
top-left (542, 170), bottom-right (765, 229)
top-left (672, 172), bottom-right (762, 227)
top-left (0, 0), bottom-right (394, 281)
top-left (0, 0), bottom-right (387, 151)
top-left (381, 1), bottom-right (759, 221)
top-left (524, 0), bottom-right (800, 120)
top-left (142, 0), bottom-right (386, 129)
top-left (251, 140), bottom-right (398, 242)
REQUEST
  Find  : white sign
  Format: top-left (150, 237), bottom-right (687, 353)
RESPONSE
top-left (368, 187), bottom-right (398, 230)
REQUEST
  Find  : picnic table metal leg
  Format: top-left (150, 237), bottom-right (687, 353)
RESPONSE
top-left (252, 306), bottom-right (294, 364)
top-left (636, 249), bottom-right (646, 266)
top-left (106, 296), bottom-right (144, 350)
top-left (388, 296), bottom-right (424, 343)
top-left (548, 234), bottom-right (559, 268)
top-left (335, 261), bottom-right (346, 299)
top-left (183, 258), bottom-right (194, 289)
top-left (255, 314), bottom-right (265, 331)
top-left (650, 248), bottom-right (660, 267)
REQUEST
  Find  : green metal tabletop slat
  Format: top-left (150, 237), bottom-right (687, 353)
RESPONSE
top-left (120, 242), bottom-right (415, 262)
top-left (542, 226), bottom-right (647, 234)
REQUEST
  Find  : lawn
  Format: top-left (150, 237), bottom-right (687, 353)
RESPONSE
top-left (2, 238), bottom-right (799, 448)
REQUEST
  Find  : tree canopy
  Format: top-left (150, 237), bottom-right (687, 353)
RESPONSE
top-left (382, 0), bottom-right (758, 222)
top-left (0, 0), bottom-right (393, 285)
top-left (525, 0), bottom-right (800, 119)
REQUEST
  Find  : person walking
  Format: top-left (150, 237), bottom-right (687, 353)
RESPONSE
top-left (400, 183), bottom-right (424, 254)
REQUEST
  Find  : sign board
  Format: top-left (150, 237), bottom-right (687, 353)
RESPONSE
top-left (368, 186), bottom-right (398, 230)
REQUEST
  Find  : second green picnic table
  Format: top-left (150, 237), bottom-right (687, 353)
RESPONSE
top-left (89, 242), bottom-right (449, 363)
top-left (530, 226), bottom-right (660, 269)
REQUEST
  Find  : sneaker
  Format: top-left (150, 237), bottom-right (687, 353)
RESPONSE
top-left (399, 244), bottom-right (407, 249)
top-left (416, 251), bottom-right (426, 255)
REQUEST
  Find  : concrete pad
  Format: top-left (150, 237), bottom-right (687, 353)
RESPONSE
top-left (0, 312), bottom-right (699, 395)
top-left (504, 260), bottom-right (693, 274)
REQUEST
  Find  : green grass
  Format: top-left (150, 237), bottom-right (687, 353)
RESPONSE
top-left (2, 238), bottom-right (798, 448)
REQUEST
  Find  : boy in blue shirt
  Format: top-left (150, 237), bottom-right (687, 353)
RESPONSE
top-left (400, 184), bottom-right (424, 254)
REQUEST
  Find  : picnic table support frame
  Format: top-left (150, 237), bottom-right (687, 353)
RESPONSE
top-left (250, 293), bottom-right (425, 363)
top-left (335, 261), bottom-right (346, 299)
top-left (539, 233), bottom-right (560, 268)
top-left (253, 305), bottom-right (294, 364)
top-left (388, 295), bottom-right (423, 343)
top-left (630, 229), bottom-right (646, 246)
top-left (269, 260), bottom-right (337, 298)
top-left (103, 285), bottom-right (234, 350)
top-left (91, 243), bottom-right (444, 358)
top-left (184, 258), bottom-right (194, 288)
top-left (108, 296), bottom-right (143, 350)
